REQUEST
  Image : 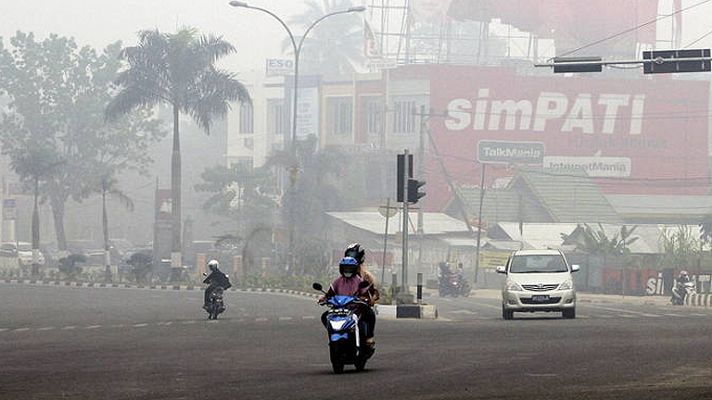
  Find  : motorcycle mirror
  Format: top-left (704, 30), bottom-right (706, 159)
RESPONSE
top-left (312, 282), bottom-right (323, 291)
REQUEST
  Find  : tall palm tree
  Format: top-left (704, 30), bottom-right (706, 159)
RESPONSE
top-left (286, 0), bottom-right (365, 75)
top-left (106, 28), bottom-right (250, 275)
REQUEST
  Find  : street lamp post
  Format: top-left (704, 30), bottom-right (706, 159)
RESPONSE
top-left (229, 1), bottom-right (365, 271)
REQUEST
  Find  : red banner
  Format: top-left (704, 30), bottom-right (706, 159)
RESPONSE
top-left (446, 0), bottom-right (658, 56)
top-left (419, 64), bottom-right (710, 210)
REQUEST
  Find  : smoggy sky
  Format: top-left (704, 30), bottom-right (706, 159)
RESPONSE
top-left (0, 0), bottom-right (711, 76)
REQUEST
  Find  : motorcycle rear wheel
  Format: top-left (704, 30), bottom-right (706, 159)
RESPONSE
top-left (355, 359), bottom-right (367, 371)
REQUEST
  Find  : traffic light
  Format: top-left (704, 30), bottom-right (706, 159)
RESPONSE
top-left (407, 179), bottom-right (426, 204)
top-left (552, 56), bottom-right (602, 73)
top-left (397, 154), bottom-right (413, 202)
top-left (643, 49), bottom-right (711, 74)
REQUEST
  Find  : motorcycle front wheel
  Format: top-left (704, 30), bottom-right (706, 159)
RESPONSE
top-left (332, 363), bottom-right (344, 374)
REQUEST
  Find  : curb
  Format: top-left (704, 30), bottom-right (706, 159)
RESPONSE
top-left (375, 304), bottom-right (438, 320)
top-left (0, 279), bottom-right (321, 299)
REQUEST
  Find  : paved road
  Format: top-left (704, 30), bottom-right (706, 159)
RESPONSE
top-left (2, 283), bottom-right (712, 399)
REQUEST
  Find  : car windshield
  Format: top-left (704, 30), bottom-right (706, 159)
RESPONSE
top-left (17, 243), bottom-right (32, 251)
top-left (510, 254), bottom-right (568, 273)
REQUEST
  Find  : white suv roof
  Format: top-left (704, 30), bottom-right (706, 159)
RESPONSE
top-left (512, 249), bottom-right (562, 256)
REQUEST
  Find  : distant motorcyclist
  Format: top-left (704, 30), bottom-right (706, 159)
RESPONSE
top-left (344, 243), bottom-right (379, 348)
top-left (671, 270), bottom-right (694, 305)
top-left (203, 259), bottom-right (231, 310)
top-left (438, 261), bottom-right (470, 297)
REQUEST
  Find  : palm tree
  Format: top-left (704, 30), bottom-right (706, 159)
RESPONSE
top-left (5, 143), bottom-right (63, 276)
top-left (286, 0), bottom-right (365, 75)
top-left (99, 176), bottom-right (135, 282)
top-left (106, 28), bottom-right (250, 276)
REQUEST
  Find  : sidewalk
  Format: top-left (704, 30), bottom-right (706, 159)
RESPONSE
top-left (423, 287), bottom-right (672, 307)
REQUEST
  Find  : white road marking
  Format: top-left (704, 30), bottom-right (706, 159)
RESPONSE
top-left (689, 313), bottom-right (707, 317)
top-left (302, 316), bottom-right (316, 320)
top-left (37, 327), bottom-right (55, 331)
top-left (62, 326), bottom-right (76, 330)
top-left (663, 313), bottom-right (685, 317)
top-left (278, 317), bottom-right (293, 321)
top-left (85, 325), bottom-right (101, 330)
top-left (619, 314), bottom-right (637, 318)
top-left (0, 328), bottom-right (8, 332)
top-left (588, 305), bottom-right (661, 318)
top-left (255, 317), bottom-right (268, 322)
top-left (181, 320), bottom-right (197, 325)
top-left (452, 310), bottom-right (477, 314)
top-left (133, 323), bottom-right (148, 327)
top-left (13, 327), bottom-right (29, 332)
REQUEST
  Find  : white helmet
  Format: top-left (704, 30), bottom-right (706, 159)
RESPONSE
top-left (208, 259), bottom-right (219, 272)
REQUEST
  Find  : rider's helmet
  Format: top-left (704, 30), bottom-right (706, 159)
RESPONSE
top-left (339, 257), bottom-right (359, 278)
top-left (344, 243), bottom-right (365, 265)
top-left (208, 259), bottom-right (220, 272)
top-left (679, 270), bottom-right (690, 282)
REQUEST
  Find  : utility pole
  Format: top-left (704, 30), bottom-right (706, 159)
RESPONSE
top-left (473, 164), bottom-right (486, 285)
top-left (401, 149), bottom-right (410, 294)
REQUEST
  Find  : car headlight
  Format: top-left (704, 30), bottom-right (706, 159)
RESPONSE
top-left (559, 280), bottom-right (573, 290)
top-left (506, 281), bottom-right (523, 291)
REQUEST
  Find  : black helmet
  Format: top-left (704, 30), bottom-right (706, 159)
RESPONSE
top-left (339, 257), bottom-right (359, 278)
top-left (344, 243), bottom-right (365, 265)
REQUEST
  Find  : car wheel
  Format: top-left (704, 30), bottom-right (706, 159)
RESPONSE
top-left (562, 308), bottom-right (576, 319)
top-left (502, 305), bottom-right (514, 320)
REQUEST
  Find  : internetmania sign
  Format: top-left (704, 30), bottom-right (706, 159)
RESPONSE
top-left (477, 140), bottom-right (544, 164)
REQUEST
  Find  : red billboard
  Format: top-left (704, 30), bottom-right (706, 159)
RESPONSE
top-left (420, 65), bottom-right (710, 210)
top-left (446, 0), bottom-right (659, 56)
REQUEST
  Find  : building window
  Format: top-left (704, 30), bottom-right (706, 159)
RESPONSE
top-left (239, 102), bottom-right (254, 134)
top-left (393, 100), bottom-right (417, 134)
top-left (234, 157), bottom-right (253, 170)
top-left (326, 97), bottom-right (353, 136)
top-left (364, 97), bottom-right (383, 136)
top-left (267, 99), bottom-right (287, 137)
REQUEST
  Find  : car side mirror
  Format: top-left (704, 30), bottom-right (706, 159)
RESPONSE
top-left (495, 266), bottom-right (506, 274)
top-left (571, 265), bottom-right (580, 273)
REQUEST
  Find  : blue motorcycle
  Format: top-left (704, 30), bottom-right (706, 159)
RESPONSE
top-left (313, 282), bottom-right (374, 374)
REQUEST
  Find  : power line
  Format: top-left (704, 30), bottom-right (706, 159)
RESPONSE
top-left (684, 27), bottom-right (712, 49)
top-left (555, 0), bottom-right (712, 59)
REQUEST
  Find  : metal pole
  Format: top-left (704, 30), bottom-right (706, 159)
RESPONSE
top-left (474, 163), bottom-right (486, 285)
top-left (382, 198), bottom-right (390, 286)
top-left (402, 149), bottom-right (409, 294)
top-left (416, 272), bottom-right (423, 304)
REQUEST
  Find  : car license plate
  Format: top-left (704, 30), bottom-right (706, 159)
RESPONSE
top-left (531, 295), bottom-right (550, 302)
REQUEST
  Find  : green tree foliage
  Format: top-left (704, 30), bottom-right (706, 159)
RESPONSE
top-left (0, 32), bottom-right (163, 251)
top-left (58, 253), bottom-right (87, 279)
top-left (286, 0), bottom-right (365, 75)
top-left (106, 27), bottom-right (250, 267)
top-left (659, 226), bottom-right (701, 269)
top-left (565, 223), bottom-right (639, 257)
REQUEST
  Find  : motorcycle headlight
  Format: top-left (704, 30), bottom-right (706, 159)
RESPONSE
top-left (329, 319), bottom-right (347, 331)
top-left (559, 280), bottom-right (573, 290)
top-left (506, 281), bottom-right (523, 292)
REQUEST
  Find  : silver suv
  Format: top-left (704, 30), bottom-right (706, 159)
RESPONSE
top-left (496, 250), bottom-right (579, 320)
